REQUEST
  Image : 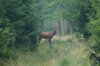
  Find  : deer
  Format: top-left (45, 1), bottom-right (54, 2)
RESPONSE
top-left (39, 30), bottom-right (56, 47)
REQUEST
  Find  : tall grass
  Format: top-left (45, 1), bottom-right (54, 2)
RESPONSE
top-left (7, 39), bottom-right (91, 66)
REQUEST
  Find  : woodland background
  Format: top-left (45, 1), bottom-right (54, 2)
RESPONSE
top-left (0, 0), bottom-right (100, 66)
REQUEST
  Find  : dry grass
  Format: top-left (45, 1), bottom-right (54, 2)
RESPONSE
top-left (53, 35), bottom-right (72, 41)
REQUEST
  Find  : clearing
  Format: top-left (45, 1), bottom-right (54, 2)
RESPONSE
top-left (8, 35), bottom-right (91, 66)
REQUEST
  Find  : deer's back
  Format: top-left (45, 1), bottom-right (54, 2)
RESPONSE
top-left (40, 32), bottom-right (53, 39)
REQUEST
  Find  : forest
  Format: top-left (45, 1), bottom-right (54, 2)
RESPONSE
top-left (0, 0), bottom-right (100, 66)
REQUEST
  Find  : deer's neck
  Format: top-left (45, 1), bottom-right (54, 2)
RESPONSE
top-left (52, 31), bottom-right (56, 36)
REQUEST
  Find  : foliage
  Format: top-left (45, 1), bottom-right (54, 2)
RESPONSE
top-left (87, 0), bottom-right (100, 65)
top-left (0, 0), bottom-right (40, 61)
top-left (88, 0), bottom-right (100, 53)
top-left (0, 27), bottom-right (16, 58)
top-left (62, 0), bottom-right (96, 38)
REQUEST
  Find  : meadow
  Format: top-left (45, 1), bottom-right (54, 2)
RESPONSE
top-left (6, 36), bottom-right (92, 66)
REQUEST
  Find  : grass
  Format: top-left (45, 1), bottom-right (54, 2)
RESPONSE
top-left (6, 37), bottom-right (91, 66)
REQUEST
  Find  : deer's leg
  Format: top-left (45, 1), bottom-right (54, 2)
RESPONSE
top-left (48, 39), bottom-right (52, 47)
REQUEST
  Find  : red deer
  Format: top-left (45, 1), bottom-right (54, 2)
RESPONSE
top-left (39, 30), bottom-right (56, 47)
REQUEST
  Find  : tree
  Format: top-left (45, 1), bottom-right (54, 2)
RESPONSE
top-left (0, 0), bottom-right (40, 61)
